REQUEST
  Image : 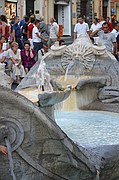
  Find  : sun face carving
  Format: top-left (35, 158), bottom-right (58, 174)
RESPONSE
top-left (61, 42), bottom-right (95, 74)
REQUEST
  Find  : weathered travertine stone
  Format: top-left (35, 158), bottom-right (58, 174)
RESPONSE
top-left (0, 125), bottom-right (8, 141)
top-left (38, 89), bottom-right (71, 107)
top-left (101, 97), bottom-right (119, 103)
top-left (0, 86), bottom-right (96, 180)
top-left (51, 42), bottom-right (67, 56)
top-left (16, 36), bottom-right (119, 109)
top-left (98, 86), bottom-right (119, 103)
top-left (92, 44), bottom-right (106, 55)
top-left (0, 63), bottom-right (13, 88)
top-left (1, 86), bottom-right (119, 179)
top-left (1, 36), bottom-right (119, 180)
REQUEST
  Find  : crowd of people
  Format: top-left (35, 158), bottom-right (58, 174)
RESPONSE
top-left (0, 14), bottom-right (118, 85)
top-left (0, 14), bottom-right (60, 84)
top-left (0, 14), bottom-right (61, 153)
top-left (74, 15), bottom-right (119, 59)
top-left (0, 14), bottom-right (119, 155)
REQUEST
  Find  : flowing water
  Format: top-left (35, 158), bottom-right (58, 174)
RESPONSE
top-left (56, 90), bottom-right (78, 111)
top-left (5, 138), bottom-right (16, 180)
top-left (55, 111), bottom-right (119, 145)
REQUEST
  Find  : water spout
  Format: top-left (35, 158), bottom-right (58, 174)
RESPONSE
top-left (64, 64), bottom-right (70, 82)
top-left (34, 60), bottom-right (53, 91)
top-left (5, 138), bottom-right (16, 180)
top-left (96, 169), bottom-right (100, 180)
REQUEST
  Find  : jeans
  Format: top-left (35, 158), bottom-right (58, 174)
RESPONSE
top-left (33, 42), bottom-right (43, 53)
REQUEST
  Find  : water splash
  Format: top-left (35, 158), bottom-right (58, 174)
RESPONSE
top-left (96, 169), bottom-right (100, 180)
top-left (34, 60), bottom-right (53, 91)
top-left (5, 138), bottom-right (16, 180)
top-left (64, 64), bottom-right (70, 82)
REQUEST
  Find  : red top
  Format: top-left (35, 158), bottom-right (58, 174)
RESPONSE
top-left (28, 23), bottom-right (34, 39)
top-left (108, 22), bottom-right (113, 32)
top-left (5, 25), bottom-right (9, 39)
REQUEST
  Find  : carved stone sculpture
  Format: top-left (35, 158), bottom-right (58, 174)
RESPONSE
top-left (1, 36), bottom-right (119, 180)
top-left (0, 63), bottom-right (13, 88)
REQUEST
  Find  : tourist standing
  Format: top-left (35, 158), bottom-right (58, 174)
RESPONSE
top-left (48, 18), bottom-right (59, 48)
top-left (9, 17), bottom-right (15, 42)
top-left (106, 17), bottom-right (113, 32)
top-left (22, 16), bottom-right (29, 43)
top-left (28, 16), bottom-right (35, 48)
top-left (74, 16), bottom-right (89, 40)
top-left (39, 16), bottom-right (49, 47)
top-left (0, 15), bottom-right (9, 42)
top-left (12, 16), bottom-right (24, 50)
top-left (32, 19), bottom-right (47, 54)
top-left (91, 22), bottom-right (116, 55)
top-left (19, 15), bottom-right (26, 28)
top-left (39, 16), bottom-right (47, 35)
top-left (28, 16), bottom-right (35, 39)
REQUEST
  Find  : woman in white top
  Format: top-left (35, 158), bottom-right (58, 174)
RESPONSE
top-left (8, 42), bottom-right (26, 83)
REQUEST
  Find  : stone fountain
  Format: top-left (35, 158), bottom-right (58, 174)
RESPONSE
top-left (1, 36), bottom-right (119, 180)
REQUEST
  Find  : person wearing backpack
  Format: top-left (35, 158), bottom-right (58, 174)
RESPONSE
top-left (12, 16), bottom-right (24, 50)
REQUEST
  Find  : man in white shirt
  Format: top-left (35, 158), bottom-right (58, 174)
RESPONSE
top-left (90, 18), bottom-right (101, 32)
top-left (48, 18), bottom-right (59, 48)
top-left (32, 19), bottom-right (47, 54)
top-left (74, 16), bottom-right (89, 40)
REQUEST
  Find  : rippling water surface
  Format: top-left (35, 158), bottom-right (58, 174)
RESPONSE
top-left (55, 111), bottom-right (119, 145)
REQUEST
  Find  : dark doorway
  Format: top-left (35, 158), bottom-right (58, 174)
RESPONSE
top-left (103, 0), bottom-right (109, 19)
top-left (26, 0), bottom-right (34, 17)
top-left (103, 7), bottom-right (107, 19)
top-left (54, 4), bottom-right (58, 22)
top-left (80, 0), bottom-right (92, 24)
top-left (80, 0), bottom-right (87, 17)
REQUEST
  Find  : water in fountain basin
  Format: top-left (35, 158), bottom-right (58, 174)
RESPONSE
top-left (55, 111), bottom-right (119, 145)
